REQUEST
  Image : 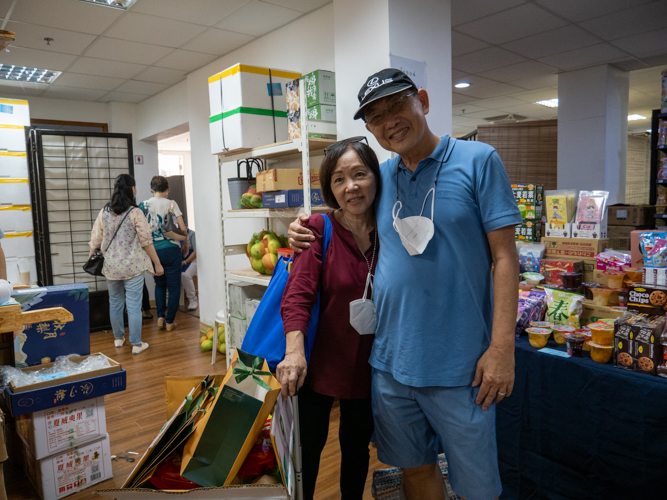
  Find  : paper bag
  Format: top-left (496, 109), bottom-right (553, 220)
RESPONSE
top-left (180, 349), bottom-right (281, 487)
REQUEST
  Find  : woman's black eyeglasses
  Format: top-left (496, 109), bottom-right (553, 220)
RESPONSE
top-left (323, 136), bottom-right (369, 156)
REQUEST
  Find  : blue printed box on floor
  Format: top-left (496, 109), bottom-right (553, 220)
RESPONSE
top-left (11, 284), bottom-right (90, 368)
top-left (262, 189), bottom-right (326, 208)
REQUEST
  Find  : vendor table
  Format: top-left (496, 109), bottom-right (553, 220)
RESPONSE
top-left (497, 336), bottom-right (665, 500)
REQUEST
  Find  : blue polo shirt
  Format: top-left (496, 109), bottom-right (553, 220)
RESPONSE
top-left (370, 135), bottom-right (522, 387)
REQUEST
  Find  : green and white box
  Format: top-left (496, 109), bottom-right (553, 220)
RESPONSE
top-left (303, 70), bottom-right (336, 107)
top-left (208, 64), bottom-right (300, 154)
top-left (307, 105), bottom-right (336, 123)
top-left (228, 281), bottom-right (265, 319)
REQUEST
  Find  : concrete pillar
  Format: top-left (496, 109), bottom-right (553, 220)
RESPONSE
top-left (333, 0), bottom-right (452, 163)
top-left (557, 64), bottom-right (629, 204)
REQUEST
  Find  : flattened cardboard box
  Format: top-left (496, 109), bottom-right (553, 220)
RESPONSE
top-left (607, 205), bottom-right (656, 226)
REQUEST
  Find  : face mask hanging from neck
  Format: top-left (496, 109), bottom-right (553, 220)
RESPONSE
top-left (392, 187), bottom-right (435, 256)
top-left (349, 272), bottom-right (377, 335)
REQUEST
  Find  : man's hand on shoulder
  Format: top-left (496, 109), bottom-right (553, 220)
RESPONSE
top-left (288, 213), bottom-right (315, 253)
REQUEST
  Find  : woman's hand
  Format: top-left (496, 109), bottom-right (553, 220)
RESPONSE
top-left (154, 263), bottom-right (164, 276)
top-left (276, 352), bottom-right (307, 399)
top-left (288, 213), bottom-right (315, 253)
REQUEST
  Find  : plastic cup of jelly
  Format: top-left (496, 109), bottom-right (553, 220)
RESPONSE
top-left (526, 328), bottom-right (552, 349)
top-left (529, 321), bottom-right (554, 331)
top-left (564, 333), bottom-right (587, 357)
top-left (589, 323), bottom-right (614, 346)
top-left (552, 325), bottom-right (575, 345)
top-left (605, 270), bottom-right (626, 289)
top-left (559, 272), bottom-right (583, 290)
top-left (587, 341), bottom-right (613, 363)
top-left (590, 287), bottom-right (614, 306)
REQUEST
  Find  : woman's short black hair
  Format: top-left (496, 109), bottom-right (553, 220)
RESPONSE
top-left (106, 173), bottom-right (136, 215)
top-left (319, 140), bottom-right (381, 210)
top-left (151, 175), bottom-right (169, 193)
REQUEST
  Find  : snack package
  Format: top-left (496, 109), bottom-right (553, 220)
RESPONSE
top-left (576, 191), bottom-right (608, 229)
top-left (545, 190), bottom-right (576, 227)
top-left (627, 283), bottom-right (667, 315)
top-left (544, 288), bottom-right (584, 328)
top-left (662, 69), bottom-right (667, 113)
top-left (614, 312), bottom-right (666, 375)
top-left (518, 243), bottom-right (544, 274)
top-left (596, 249), bottom-right (632, 272)
top-left (516, 290), bottom-right (547, 337)
top-left (658, 120), bottom-right (667, 148)
top-left (639, 232), bottom-right (667, 268)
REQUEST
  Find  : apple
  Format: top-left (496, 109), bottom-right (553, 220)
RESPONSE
top-left (262, 252), bottom-right (277, 271)
top-left (251, 257), bottom-right (267, 274)
top-left (250, 241), bottom-right (262, 259)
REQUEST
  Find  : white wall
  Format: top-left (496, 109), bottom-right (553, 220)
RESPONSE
top-left (188, 3), bottom-right (335, 326)
top-left (14, 95), bottom-right (109, 124)
top-left (137, 80), bottom-right (189, 141)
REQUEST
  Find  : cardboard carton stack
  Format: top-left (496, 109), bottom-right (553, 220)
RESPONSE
top-left (512, 184), bottom-right (543, 242)
top-left (287, 70), bottom-right (336, 141)
top-left (0, 97), bottom-right (37, 286)
top-left (256, 167), bottom-right (326, 208)
top-left (606, 205), bottom-right (655, 251)
top-left (227, 283), bottom-right (266, 366)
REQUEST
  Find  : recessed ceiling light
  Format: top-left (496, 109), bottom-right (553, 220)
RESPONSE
top-left (536, 98), bottom-right (559, 108)
top-left (646, 129), bottom-right (652, 133)
top-left (628, 114), bottom-right (647, 121)
top-left (0, 64), bottom-right (61, 84)
top-left (79, 0), bottom-right (138, 9)
top-left (454, 82), bottom-right (471, 89)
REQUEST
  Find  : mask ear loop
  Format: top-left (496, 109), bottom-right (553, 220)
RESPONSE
top-left (363, 272), bottom-right (373, 301)
top-left (419, 187), bottom-right (436, 220)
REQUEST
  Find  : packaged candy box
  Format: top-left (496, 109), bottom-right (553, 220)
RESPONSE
top-left (515, 221), bottom-right (543, 242)
top-left (614, 312), bottom-right (666, 375)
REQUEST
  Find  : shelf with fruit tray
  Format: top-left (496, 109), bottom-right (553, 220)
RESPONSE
top-left (216, 78), bottom-right (325, 366)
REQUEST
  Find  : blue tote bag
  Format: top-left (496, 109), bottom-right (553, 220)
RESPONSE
top-left (241, 214), bottom-right (332, 372)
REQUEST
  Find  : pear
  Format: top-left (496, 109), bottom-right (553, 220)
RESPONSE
top-left (201, 339), bottom-right (213, 352)
top-left (250, 241), bottom-right (262, 259)
top-left (251, 257), bottom-right (267, 274)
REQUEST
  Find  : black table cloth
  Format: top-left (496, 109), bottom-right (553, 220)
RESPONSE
top-left (497, 336), bottom-right (667, 500)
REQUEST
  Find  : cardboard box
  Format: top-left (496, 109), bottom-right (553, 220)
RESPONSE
top-left (573, 214), bottom-right (607, 239)
top-left (0, 124), bottom-right (26, 152)
top-left (262, 189), bottom-right (326, 208)
top-left (303, 70), bottom-right (336, 107)
top-left (0, 98), bottom-right (31, 127)
top-left (0, 346), bottom-right (12, 366)
top-left (540, 258), bottom-right (584, 285)
top-left (514, 221), bottom-right (542, 242)
top-left (2, 353), bottom-right (126, 417)
top-left (627, 284), bottom-right (667, 316)
top-left (208, 64), bottom-right (300, 153)
top-left (614, 317), bottom-right (636, 370)
top-left (582, 257), bottom-right (597, 283)
top-left (16, 397), bottom-right (106, 460)
top-left (609, 236), bottom-right (631, 251)
top-left (607, 205), bottom-right (656, 226)
top-left (0, 179), bottom-right (31, 205)
top-left (21, 434), bottom-right (112, 500)
top-left (542, 237), bottom-right (609, 259)
top-left (305, 120), bottom-right (336, 138)
top-left (511, 183), bottom-right (543, 204)
top-left (256, 168), bottom-right (320, 193)
top-left (581, 301), bottom-right (624, 326)
top-left (11, 284), bottom-right (90, 368)
top-left (228, 282), bottom-right (265, 320)
top-left (0, 152), bottom-right (28, 177)
top-left (634, 318), bottom-right (666, 375)
top-left (306, 104), bottom-right (336, 122)
top-left (245, 299), bottom-right (261, 325)
top-left (227, 316), bottom-right (246, 367)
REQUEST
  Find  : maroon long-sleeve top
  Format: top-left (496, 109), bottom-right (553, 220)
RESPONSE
top-left (281, 211), bottom-right (378, 400)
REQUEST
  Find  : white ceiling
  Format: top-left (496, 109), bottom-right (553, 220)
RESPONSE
top-left (0, 0), bottom-right (665, 136)
top-left (0, 0), bottom-right (330, 100)
top-left (450, 0), bottom-right (667, 135)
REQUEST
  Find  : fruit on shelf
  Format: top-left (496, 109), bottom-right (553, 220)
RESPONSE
top-left (246, 229), bottom-right (288, 276)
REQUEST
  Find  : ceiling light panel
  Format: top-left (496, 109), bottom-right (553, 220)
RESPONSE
top-left (627, 114), bottom-right (647, 121)
top-left (536, 98), bottom-right (559, 108)
top-left (0, 64), bottom-right (61, 84)
top-left (455, 82), bottom-right (471, 88)
top-left (79, 0), bottom-right (138, 10)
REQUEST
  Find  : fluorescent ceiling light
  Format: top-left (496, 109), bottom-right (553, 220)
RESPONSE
top-left (535, 98), bottom-right (559, 108)
top-left (79, 0), bottom-right (138, 9)
top-left (628, 114), bottom-right (646, 121)
top-left (0, 64), bottom-right (61, 84)
top-left (454, 82), bottom-right (471, 89)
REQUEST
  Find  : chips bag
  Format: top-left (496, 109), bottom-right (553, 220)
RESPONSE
top-left (545, 288), bottom-right (584, 328)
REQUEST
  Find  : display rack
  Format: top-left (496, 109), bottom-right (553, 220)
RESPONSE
top-left (216, 79), bottom-right (334, 365)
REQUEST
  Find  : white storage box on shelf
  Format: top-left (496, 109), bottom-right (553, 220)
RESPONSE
top-left (20, 433), bottom-right (112, 500)
top-left (0, 178), bottom-right (31, 205)
top-left (0, 98), bottom-right (30, 126)
top-left (0, 151), bottom-right (28, 177)
top-left (2, 230), bottom-right (35, 258)
top-left (0, 124), bottom-right (27, 151)
top-left (208, 64), bottom-right (300, 153)
top-left (16, 396), bottom-right (107, 460)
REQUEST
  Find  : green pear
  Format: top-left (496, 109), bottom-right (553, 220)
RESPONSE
top-left (250, 241), bottom-right (262, 259)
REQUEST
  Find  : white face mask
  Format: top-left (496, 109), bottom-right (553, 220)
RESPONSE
top-left (350, 273), bottom-right (377, 335)
top-left (392, 187), bottom-right (435, 256)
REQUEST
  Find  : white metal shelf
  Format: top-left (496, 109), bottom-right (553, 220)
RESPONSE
top-left (225, 206), bottom-right (329, 219)
top-left (216, 137), bottom-right (335, 164)
top-left (225, 268), bottom-right (272, 287)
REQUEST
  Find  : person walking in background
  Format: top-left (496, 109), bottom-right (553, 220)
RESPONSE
top-left (89, 174), bottom-right (163, 355)
top-left (139, 176), bottom-right (188, 332)
top-left (181, 229), bottom-right (198, 311)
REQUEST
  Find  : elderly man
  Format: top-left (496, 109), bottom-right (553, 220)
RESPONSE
top-left (288, 69), bottom-right (521, 500)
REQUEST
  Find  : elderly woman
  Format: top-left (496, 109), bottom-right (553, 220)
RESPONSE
top-left (277, 137), bottom-right (381, 500)
top-left (89, 174), bottom-right (163, 354)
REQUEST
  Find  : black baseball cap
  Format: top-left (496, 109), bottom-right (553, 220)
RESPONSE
top-left (353, 68), bottom-right (417, 121)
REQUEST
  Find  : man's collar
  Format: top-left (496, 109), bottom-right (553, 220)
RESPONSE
top-left (396, 135), bottom-right (451, 171)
